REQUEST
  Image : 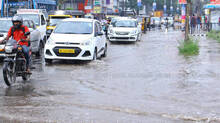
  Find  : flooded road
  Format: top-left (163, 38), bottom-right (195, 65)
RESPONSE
top-left (0, 30), bottom-right (220, 123)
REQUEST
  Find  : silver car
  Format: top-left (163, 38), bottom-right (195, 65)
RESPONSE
top-left (0, 19), bottom-right (43, 57)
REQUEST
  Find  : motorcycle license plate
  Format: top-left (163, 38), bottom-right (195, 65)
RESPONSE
top-left (59, 49), bottom-right (75, 53)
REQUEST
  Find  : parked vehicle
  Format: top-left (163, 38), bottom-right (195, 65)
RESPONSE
top-left (2, 33), bottom-right (31, 86)
top-left (17, 9), bottom-right (48, 44)
top-left (44, 18), bottom-right (107, 63)
top-left (108, 18), bottom-right (142, 42)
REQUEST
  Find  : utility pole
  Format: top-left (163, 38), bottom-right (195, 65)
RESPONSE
top-left (185, 0), bottom-right (192, 41)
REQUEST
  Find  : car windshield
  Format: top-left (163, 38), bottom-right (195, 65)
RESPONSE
top-left (18, 14), bottom-right (40, 26)
top-left (54, 21), bottom-right (93, 34)
top-left (0, 20), bottom-right (12, 32)
top-left (113, 20), bottom-right (137, 27)
top-left (49, 17), bottom-right (70, 26)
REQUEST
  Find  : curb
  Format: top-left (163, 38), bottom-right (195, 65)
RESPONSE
top-left (191, 34), bottom-right (207, 37)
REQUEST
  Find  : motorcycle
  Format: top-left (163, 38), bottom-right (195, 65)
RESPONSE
top-left (2, 32), bottom-right (32, 86)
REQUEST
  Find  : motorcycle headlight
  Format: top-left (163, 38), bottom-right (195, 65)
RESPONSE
top-left (5, 45), bottom-right (13, 53)
top-left (81, 40), bottom-right (91, 46)
top-left (130, 30), bottom-right (138, 35)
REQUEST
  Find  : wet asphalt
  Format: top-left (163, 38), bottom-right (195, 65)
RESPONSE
top-left (0, 29), bottom-right (220, 123)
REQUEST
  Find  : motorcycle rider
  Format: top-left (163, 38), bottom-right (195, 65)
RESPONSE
top-left (0, 15), bottom-right (31, 73)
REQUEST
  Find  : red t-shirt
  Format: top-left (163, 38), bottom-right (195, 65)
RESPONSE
top-left (8, 25), bottom-right (30, 46)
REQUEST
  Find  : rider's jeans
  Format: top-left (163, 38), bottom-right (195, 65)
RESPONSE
top-left (22, 45), bottom-right (30, 68)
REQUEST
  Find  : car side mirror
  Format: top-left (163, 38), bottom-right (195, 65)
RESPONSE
top-left (0, 34), bottom-right (4, 37)
top-left (24, 32), bottom-right (30, 36)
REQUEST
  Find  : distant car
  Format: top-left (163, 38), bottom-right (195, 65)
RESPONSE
top-left (44, 18), bottom-right (107, 63)
top-left (0, 19), bottom-right (43, 57)
top-left (151, 17), bottom-right (161, 28)
top-left (108, 18), bottom-right (142, 42)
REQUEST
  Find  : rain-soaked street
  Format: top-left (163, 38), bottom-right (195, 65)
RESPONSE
top-left (1, 29), bottom-right (220, 123)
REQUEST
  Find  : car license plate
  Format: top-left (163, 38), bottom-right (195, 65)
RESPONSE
top-left (59, 49), bottom-right (75, 53)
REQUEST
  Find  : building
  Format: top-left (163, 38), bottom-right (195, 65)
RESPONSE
top-left (60, 0), bottom-right (119, 14)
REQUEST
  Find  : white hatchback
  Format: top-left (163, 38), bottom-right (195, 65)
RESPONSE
top-left (44, 18), bottom-right (107, 63)
top-left (108, 18), bottom-right (142, 42)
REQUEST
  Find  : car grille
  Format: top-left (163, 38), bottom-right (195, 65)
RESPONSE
top-left (115, 37), bottom-right (129, 39)
top-left (115, 32), bottom-right (129, 35)
top-left (55, 42), bottom-right (80, 45)
top-left (53, 47), bottom-right (81, 57)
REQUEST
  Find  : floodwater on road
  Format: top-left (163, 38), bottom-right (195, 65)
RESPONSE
top-left (0, 30), bottom-right (220, 123)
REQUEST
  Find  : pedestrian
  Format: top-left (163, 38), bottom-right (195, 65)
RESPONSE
top-left (190, 14), bottom-right (196, 34)
top-left (196, 15), bottom-right (201, 33)
top-left (165, 17), bottom-right (169, 32)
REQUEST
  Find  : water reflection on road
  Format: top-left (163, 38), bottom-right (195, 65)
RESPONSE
top-left (0, 30), bottom-right (220, 122)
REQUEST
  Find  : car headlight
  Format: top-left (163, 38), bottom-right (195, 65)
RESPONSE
top-left (81, 40), bottom-right (91, 46)
top-left (5, 45), bottom-right (13, 53)
top-left (109, 29), bottom-right (114, 34)
top-left (46, 37), bottom-right (55, 45)
top-left (130, 30), bottom-right (138, 35)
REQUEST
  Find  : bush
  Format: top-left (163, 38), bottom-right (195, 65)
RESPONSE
top-left (178, 38), bottom-right (199, 56)
top-left (66, 8), bottom-right (73, 10)
top-left (207, 31), bottom-right (220, 42)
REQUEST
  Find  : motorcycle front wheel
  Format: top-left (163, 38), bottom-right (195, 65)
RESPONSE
top-left (3, 62), bottom-right (16, 86)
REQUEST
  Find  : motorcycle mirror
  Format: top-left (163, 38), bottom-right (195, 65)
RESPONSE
top-left (0, 34), bottom-right (4, 37)
top-left (24, 32), bottom-right (30, 36)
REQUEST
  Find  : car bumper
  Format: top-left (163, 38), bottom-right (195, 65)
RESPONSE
top-left (44, 44), bottom-right (94, 60)
top-left (108, 34), bottom-right (138, 42)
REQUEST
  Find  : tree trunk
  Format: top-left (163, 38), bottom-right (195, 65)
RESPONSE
top-left (185, 0), bottom-right (191, 41)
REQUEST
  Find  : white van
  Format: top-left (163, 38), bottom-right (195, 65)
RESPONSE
top-left (17, 9), bottom-right (47, 44)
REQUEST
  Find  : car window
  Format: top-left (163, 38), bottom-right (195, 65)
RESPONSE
top-left (41, 15), bottom-right (46, 25)
top-left (23, 21), bottom-right (30, 28)
top-left (54, 21), bottom-right (93, 34)
top-left (0, 20), bottom-right (12, 32)
top-left (97, 22), bottom-right (102, 32)
top-left (113, 20), bottom-right (137, 27)
top-left (18, 14), bottom-right (40, 26)
top-left (29, 21), bottom-right (35, 29)
top-left (95, 22), bottom-right (99, 34)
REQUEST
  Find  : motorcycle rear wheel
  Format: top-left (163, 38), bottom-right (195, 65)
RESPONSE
top-left (3, 62), bottom-right (16, 86)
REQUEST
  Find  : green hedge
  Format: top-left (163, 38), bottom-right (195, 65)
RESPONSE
top-left (207, 31), bottom-right (220, 42)
top-left (178, 38), bottom-right (199, 56)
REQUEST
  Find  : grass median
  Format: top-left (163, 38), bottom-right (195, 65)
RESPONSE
top-left (178, 38), bottom-right (199, 56)
top-left (207, 30), bottom-right (220, 42)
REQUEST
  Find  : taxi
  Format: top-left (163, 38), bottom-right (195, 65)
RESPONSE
top-left (47, 10), bottom-right (73, 37)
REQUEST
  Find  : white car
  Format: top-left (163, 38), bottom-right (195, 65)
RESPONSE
top-left (17, 9), bottom-right (48, 44)
top-left (0, 18), bottom-right (12, 57)
top-left (108, 18), bottom-right (142, 42)
top-left (44, 18), bottom-right (107, 63)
